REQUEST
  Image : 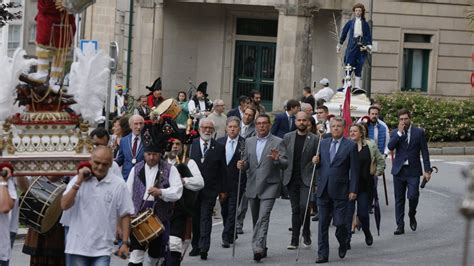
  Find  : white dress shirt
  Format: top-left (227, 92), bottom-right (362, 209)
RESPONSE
top-left (354, 17), bottom-right (363, 38)
top-left (167, 157), bottom-right (205, 191)
top-left (188, 100), bottom-right (206, 114)
top-left (126, 163), bottom-right (183, 203)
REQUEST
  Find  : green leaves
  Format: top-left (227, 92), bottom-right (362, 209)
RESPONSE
top-left (376, 92), bottom-right (474, 142)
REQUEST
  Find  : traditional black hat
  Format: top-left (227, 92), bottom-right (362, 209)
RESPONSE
top-left (142, 114), bottom-right (180, 153)
top-left (196, 81), bottom-right (208, 96)
top-left (146, 77), bottom-right (162, 92)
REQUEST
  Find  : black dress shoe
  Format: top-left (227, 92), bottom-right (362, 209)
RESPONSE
top-left (394, 226), bottom-right (405, 235)
top-left (409, 215), bottom-right (417, 231)
top-left (200, 250), bottom-right (208, 260)
top-left (236, 228), bottom-right (244, 234)
top-left (253, 252), bottom-right (263, 262)
top-left (303, 235), bottom-right (312, 247)
top-left (338, 243), bottom-right (347, 259)
top-left (364, 230), bottom-right (373, 246)
top-left (315, 256), bottom-right (328, 263)
top-left (263, 247), bottom-right (268, 258)
top-left (222, 240), bottom-right (230, 248)
top-left (189, 248), bottom-right (200, 256)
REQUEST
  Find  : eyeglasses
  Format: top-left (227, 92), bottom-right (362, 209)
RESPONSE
top-left (200, 126), bottom-right (215, 130)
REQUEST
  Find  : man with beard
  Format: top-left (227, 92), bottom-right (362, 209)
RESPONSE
top-left (237, 114), bottom-right (288, 262)
top-left (363, 106), bottom-right (390, 156)
top-left (166, 137), bottom-right (204, 266)
top-left (189, 118), bottom-right (227, 260)
top-left (188, 82), bottom-right (213, 119)
top-left (388, 108), bottom-right (432, 235)
top-left (282, 112), bottom-right (319, 249)
top-left (126, 131), bottom-right (183, 265)
top-left (249, 90), bottom-right (266, 115)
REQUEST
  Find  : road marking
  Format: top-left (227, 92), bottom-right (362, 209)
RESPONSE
top-left (445, 161), bottom-right (472, 166)
top-left (423, 188), bottom-right (450, 198)
top-left (430, 159), bottom-right (444, 162)
top-left (212, 221), bottom-right (223, 226)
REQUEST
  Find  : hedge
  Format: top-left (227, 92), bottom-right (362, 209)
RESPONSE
top-left (375, 92), bottom-right (474, 142)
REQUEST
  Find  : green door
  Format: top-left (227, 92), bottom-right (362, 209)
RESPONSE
top-left (233, 41), bottom-right (276, 111)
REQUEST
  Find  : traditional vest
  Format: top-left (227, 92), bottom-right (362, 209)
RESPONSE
top-left (132, 160), bottom-right (173, 222)
top-left (192, 96), bottom-right (213, 112)
top-left (368, 122), bottom-right (386, 154)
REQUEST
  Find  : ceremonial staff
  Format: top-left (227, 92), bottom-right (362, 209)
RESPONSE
top-left (296, 123), bottom-right (326, 261)
top-left (232, 139), bottom-right (246, 258)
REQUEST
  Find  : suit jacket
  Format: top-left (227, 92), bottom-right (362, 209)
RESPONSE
top-left (316, 137), bottom-right (359, 200)
top-left (243, 134), bottom-right (288, 199)
top-left (227, 108), bottom-right (242, 120)
top-left (241, 122), bottom-right (256, 139)
top-left (115, 133), bottom-right (144, 180)
top-left (271, 112), bottom-right (295, 138)
top-left (282, 132), bottom-right (319, 187)
top-left (190, 138), bottom-right (227, 198)
top-left (217, 136), bottom-right (247, 193)
top-left (387, 126), bottom-right (431, 177)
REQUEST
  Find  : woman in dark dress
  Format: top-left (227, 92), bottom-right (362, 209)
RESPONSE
top-left (346, 123), bottom-right (385, 249)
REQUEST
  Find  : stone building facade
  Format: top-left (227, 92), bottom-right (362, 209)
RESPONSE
top-left (82, 0), bottom-right (473, 111)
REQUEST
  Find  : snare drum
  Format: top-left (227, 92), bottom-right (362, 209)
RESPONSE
top-left (155, 99), bottom-right (181, 120)
top-left (131, 208), bottom-right (165, 246)
top-left (19, 176), bottom-right (66, 234)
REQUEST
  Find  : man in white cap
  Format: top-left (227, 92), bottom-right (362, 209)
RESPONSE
top-left (314, 78), bottom-right (334, 105)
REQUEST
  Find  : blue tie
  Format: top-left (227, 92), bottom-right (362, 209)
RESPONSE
top-left (330, 140), bottom-right (338, 163)
top-left (226, 140), bottom-right (235, 165)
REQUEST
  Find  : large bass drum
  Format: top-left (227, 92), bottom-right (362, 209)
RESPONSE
top-left (155, 99), bottom-right (181, 120)
top-left (19, 176), bottom-right (66, 234)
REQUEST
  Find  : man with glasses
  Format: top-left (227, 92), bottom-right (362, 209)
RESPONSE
top-left (208, 99), bottom-right (227, 139)
top-left (189, 119), bottom-right (227, 260)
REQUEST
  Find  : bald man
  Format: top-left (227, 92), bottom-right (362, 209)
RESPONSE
top-left (116, 115), bottom-right (145, 180)
top-left (61, 147), bottom-right (134, 265)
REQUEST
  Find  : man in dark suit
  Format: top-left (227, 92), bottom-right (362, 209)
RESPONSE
top-left (217, 116), bottom-right (246, 248)
top-left (271, 99), bottom-right (300, 138)
top-left (282, 112), bottom-right (319, 249)
top-left (313, 116), bottom-right (359, 263)
top-left (133, 95), bottom-right (151, 120)
top-left (237, 114), bottom-right (288, 262)
top-left (115, 115), bottom-right (145, 180)
top-left (227, 95), bottom-right (250, 120)
top-left (388, 108), bottom-right (432, 235)
top-left (189, 118), bottom-right (227, 260)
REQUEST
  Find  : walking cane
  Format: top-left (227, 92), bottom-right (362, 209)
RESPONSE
top-left (232, 140), bottom-right (246, 258)
top-left (382, 172), bottom-right (389, 206)
top-left (296, 127), bottom-right (325, 262)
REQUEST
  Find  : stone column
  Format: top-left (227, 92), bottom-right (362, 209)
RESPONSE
top-left (273, 4), bottom-right (317, 112)
top-left (131, 0), bottom-right (164, 96)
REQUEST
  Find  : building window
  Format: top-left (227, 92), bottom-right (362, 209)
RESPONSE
top-left (8, 25), bottom-right (21, 50)
top-left (236, 18), bottom-right (278, 37)
top-left (401, 33), bottom-right (434, 92)
top-left (402, 49), bottom-right (429, 91)
top-left (29, 23), bottom-right (36, 43)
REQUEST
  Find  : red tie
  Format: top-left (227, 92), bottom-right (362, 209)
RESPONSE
top-left (132, 136), bottom-right (138, 158)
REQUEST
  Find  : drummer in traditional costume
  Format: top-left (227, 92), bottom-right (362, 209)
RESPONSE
top-left (147, 78), bottom-right (165, 108)
top-left (188, 82), bottom-right (213, 121)
top-left (126, 126), bottom-right (183, 265)
top-left (165, 136), bottom-right (204, 266)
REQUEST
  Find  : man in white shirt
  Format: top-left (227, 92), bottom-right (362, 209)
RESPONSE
top-left (314, 78), bottom-right (334, 104)
top-left (0, 163), bottom-right (15, 266)
top-left (126, 131), bottom-right (183, 265)
top-left (61, 146), bottom-right (134, 265)
top-left (166, 137), bottom-right (205, 265)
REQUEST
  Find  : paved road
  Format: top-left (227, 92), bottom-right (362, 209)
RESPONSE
top-left (10, 155), bottom-right (474, 265)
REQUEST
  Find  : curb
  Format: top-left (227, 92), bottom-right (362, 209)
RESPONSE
top-left (428, 146), bottom-right (473, 156)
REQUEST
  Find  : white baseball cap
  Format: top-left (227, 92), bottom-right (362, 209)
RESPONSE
top-left (319, 78), bottom-right (330, 86)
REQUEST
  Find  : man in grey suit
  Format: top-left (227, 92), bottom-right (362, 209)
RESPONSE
top-left (282, 112), bottom-right (319, 249)
top-left (235, 106), bottom-right (257, 234)
top-left (237, 114), bottom-right (288, 262)
top-left (313, 117), bottom-right (359, 264)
